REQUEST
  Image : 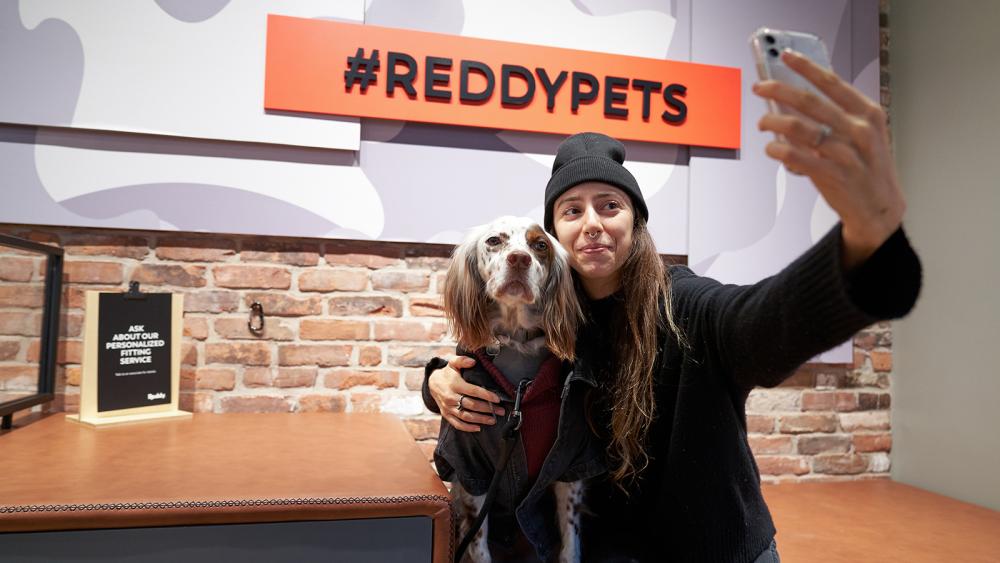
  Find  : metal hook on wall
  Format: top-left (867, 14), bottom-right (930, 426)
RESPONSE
top-left (248, 301), bottom-right (265, 336)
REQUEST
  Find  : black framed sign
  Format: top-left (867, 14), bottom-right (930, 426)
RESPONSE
top-left (68, 286), bottom-right (190, 427)
top-left (96, 292), bottom-right (173, 412)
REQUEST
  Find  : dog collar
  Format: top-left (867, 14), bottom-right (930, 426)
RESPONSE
top-left (485, 328), bottom-right (546, 356)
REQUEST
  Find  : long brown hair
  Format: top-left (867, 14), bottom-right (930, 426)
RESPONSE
top-left (594, 218), bottom-right (689, 486)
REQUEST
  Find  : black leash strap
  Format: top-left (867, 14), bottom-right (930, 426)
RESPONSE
top-left (455, 378), bottom-right (531, 563)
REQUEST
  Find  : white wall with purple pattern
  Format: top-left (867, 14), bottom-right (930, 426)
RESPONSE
top-left (0, 0), bottom-right (879, 362)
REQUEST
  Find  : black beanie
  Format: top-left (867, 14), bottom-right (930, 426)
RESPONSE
top-left (543, 132), bottom-right (648, 233)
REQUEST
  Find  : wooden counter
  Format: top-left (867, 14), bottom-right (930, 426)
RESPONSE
top-left (0, 413), bottom-right (452, 562)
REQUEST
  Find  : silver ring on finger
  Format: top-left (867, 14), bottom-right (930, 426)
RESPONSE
top-left (457, 394), bottom-right (466, 412)
top-left (812, 124), bottom-right (833, 148)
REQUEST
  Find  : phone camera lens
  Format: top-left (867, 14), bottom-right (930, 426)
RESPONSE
top-left (768, 48), bottom-right (779, 58)
top-left (765, 35), bottom-right (776, 44)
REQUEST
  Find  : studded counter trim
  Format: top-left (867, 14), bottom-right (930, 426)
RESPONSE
top-left (0, 494), bottom-right (451, 514)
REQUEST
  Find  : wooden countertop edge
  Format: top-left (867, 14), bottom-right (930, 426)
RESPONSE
top-left (0, 493), bottom-right (452, 533)
top-left (2, 494), bottom-right (457, 563)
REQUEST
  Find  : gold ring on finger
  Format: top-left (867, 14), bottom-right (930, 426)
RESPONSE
top-left (812, 124), bottom-right (833, 148)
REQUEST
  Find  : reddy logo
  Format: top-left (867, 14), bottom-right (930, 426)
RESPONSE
top-left (265, 16), bottom-right (741, 149)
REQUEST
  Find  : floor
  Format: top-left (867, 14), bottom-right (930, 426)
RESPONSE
top-left (762, 480), bottom-right (1000, 562)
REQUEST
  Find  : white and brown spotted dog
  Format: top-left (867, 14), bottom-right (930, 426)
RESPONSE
top-left (443, 216), bottom-right (585, 563)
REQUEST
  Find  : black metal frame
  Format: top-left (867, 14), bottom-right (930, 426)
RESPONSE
top-left (0, 233), bottom-right (63, 430)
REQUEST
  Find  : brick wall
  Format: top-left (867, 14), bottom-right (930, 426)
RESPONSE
top-left (0, 227), bottom-right (455, 462)
top-left (0, 220), bottom-right (896, 482)
top-left (0, 3), bottom-right (894, 482)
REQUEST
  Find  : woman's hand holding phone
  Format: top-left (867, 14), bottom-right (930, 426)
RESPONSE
top-left (752, 40), bottom-right (907, 273)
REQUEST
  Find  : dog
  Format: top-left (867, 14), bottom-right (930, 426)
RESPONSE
top-left (438, 216), bottom-right (585, 563)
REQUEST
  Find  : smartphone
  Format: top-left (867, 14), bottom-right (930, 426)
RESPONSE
top-left (749, 28), bottom-right (834, 138)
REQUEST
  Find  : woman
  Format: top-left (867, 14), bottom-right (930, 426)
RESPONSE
top-left (424, 51), bottom-right (922, 562)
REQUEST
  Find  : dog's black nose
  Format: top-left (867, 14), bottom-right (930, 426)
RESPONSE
top-left (506, 251), bottom-right (531, 269)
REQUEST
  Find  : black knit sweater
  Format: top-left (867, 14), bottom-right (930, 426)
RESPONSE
top-left (579, 222), bottom-right (922, 562)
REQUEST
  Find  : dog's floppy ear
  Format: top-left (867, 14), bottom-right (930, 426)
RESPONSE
top-left (443, 227), bottom-right (492, 351)
top-left (541, 233), bottom-right (582, 361)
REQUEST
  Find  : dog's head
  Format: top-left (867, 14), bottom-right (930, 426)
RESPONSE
top-left (444, 216), bottom-right (581, 361)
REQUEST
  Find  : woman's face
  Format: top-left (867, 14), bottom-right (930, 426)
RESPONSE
top-left (552, 182), bottom-right (634, 298)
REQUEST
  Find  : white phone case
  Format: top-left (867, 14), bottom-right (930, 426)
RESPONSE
top-left (749, 28), bottom-right (834, 137)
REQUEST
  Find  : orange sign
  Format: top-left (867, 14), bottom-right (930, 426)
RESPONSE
top-left (265, 16), bottom-right (741, 149)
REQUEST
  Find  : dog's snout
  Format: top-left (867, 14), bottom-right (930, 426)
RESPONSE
top-left (506, 251), bottom-right (531, 269)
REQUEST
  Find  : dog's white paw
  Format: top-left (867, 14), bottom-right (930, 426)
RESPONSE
top-left (453, 483), bottom-right (492, 563)
top-left (554, 481), bottom-right (584, 563)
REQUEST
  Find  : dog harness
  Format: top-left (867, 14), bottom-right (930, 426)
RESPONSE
top-left (429, 347), bottom-right (606, 562)
top-left (472, 350), bottom-right (562, 479)
top-left (448, 350), bottom-right (562, 562)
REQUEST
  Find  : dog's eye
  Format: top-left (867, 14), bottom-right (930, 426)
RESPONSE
top-left (531, 240), bottom-right (548, 252)
top-left (486, 236), bottom-right (502, 246)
